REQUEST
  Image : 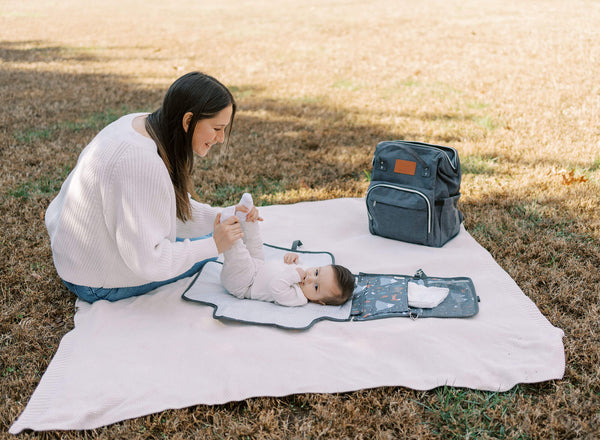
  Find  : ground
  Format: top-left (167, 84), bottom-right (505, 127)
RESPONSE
top-left (1, 0), bottom-right (599, 438)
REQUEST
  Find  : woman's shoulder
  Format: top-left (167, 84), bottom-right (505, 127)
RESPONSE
top-left (92, 114), bottom-right (155, 156)
top-left (83, 115), bottom-right (164, 179)
top-left (100, 113), bottom-right (152, 143)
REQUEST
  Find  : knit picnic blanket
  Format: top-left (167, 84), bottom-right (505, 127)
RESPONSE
top-left (10, 198), bottom-right (565, 433)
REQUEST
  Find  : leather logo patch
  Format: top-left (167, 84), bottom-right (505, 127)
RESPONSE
top-left (394, 159), bottom-right (416, 175)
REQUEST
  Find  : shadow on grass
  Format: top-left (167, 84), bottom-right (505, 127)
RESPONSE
top-left (2, 55), bottom-right (479, 208)
top-left (0, 40), bottom-right (101, 63)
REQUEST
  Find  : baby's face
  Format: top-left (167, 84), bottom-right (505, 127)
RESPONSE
top-left (298, 265), bottom-right (340, 305)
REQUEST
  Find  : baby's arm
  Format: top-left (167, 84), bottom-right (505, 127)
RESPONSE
top-left (269, 267), bottom-right (308, 307)
top-left (283, 253), bottom-right (305, 279)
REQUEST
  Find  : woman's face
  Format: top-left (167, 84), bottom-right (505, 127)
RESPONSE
top-left (183, 105), bottom-right (233, 157)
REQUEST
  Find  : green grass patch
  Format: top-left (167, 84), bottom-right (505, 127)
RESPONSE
top-left (14, 127), bottom-right (55, 144)
top-left (196, 177), bottom-right (288, 206)
top-left (197, 183), bottom-right (250, 206)
top-left (228, 85), bottom-right (262, 99)
top-left (587, 157), bottom-right (600, 172)
top-left (468, 100), bottom-right (490, 110)
top-left (63, 107), bottom-right (136, 132)
top-left (417, 386), bottom-right (527, 439)
top-left (400, 78), bottom-right (421, 87)
top-left (13, 106), bottom-right (149, 145)
top-left (8, 165), bottom-right (71, 200)
top-left (461, 154), bottom-right (498, 175)
top-left (510, 201), bottom-right (545, 229)
top-left (252, 176), bottom-right (288, 204)
top-left (332, 79), bottom-right (362, 91)
top-left (475, 115), bottom-right (500, 130)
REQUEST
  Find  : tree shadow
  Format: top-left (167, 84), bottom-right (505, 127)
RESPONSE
top-left (0, 40), bottom-right (101, 63)
top-left (197, 94), bottom-right (485, 205)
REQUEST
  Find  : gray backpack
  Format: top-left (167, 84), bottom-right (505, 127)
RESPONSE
top-left (366, 140), bottom-right (463, 247)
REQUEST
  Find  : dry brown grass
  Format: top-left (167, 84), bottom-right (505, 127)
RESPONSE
top-left (1, 0), bottom-right (599, 438)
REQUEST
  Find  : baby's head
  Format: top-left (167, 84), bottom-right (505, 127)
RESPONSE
top-left (299, 264), bottom-right (355, 306)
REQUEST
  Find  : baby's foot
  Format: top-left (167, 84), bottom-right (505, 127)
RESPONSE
top-left (235, 193), bottom-right (254, 221)
top-left (220, 205), bottom-right (236, 223)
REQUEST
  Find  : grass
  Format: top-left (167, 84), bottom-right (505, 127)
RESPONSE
top-left (1, 0), bottom-right (600, 438)
top-left (7, 165), bottom-right (71, 200)
top-left (589, 158), bottom-right (600, 172)
top-left (461, 154), bottom-right (498, 175)
top-left (417, 387), bottom-right (526, 439)
top-left (12, 106), bottom-right (148, 144)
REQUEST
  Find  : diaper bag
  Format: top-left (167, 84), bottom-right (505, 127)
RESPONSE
top-left (366, 140), bottom-right (463, 247)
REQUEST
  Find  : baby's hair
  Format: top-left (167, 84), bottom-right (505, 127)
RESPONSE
top-left (324, 264), bottom-right (355, 306)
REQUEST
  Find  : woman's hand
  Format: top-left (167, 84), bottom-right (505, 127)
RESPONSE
top-left (236, 205), bottom-right (263, 223)
top-left (284, 253), bottom-right (299, 264)
top-left (213, 214), bottom-right (243, 253)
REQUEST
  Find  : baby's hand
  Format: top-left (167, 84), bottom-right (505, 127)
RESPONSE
top-left (284, 253), bottom-right (299, 264)
top-left (295, 267), bottom-right (306, 280)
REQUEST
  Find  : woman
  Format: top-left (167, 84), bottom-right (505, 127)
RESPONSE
top-left (45, 72), bottom-right (249, 303)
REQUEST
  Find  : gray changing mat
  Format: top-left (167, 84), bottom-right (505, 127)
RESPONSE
top-left (182, 243), bottom-right (479, 330)
top-left (182, 244), bottom-right (353, 330)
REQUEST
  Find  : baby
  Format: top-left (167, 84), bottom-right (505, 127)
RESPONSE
top-left (220, 194), bottom-right (355, 307)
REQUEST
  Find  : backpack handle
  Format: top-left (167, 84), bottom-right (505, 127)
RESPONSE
top-left (374, 143), bottom-right (431, 177)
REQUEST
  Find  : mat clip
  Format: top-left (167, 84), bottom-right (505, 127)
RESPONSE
top-left (413, 269), bottom-right (427, 279)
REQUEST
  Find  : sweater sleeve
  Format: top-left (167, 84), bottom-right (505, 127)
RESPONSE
top-left (175, 197), bottom-right (220, 239)
top-left (269, 267), bottom-right (308, 307)
top-left (104, 149), bottom-right (218, 282)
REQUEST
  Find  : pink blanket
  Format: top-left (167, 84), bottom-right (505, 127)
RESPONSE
top-left (10, 198), bottom-right (565, 433)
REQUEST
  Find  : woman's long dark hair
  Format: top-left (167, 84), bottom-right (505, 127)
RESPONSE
top-left (146, 72), bottom-right (236, 221)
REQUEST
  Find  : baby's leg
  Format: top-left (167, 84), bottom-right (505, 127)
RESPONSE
top-left (241, 220), bottom-right (264, 261)
top-left (220, 240), bottom-right (260, 299)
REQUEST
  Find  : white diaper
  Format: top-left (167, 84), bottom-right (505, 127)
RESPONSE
top-left (407, 283), bottom-right (450, 309)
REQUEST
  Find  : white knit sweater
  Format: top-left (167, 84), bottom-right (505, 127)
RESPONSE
top-left (45, 113), bottom-right (220, 288)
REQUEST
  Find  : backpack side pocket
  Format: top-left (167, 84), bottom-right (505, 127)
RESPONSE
top-left (431, 194), bottom-right (462, 246)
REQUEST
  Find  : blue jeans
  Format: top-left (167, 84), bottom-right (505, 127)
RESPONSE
top-left (63, 233), bottom-right (215, 303)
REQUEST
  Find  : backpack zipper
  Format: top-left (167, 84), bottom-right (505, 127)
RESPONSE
top-left (371, 141), bottom-right (458, 172)
top-left (366, 183), bottom-right (432, 234)
top-left (401, 141), bottom-right (459, 171)
top-left (430, 146), bottom-right (458, 171)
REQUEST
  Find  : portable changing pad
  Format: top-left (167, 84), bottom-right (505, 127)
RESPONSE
top-left (351, 270), bottom-right (479, 321)
top-left (182, 244), bottom-right (479, 329)
top-left (182, 243), bottom-right (353, 329)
